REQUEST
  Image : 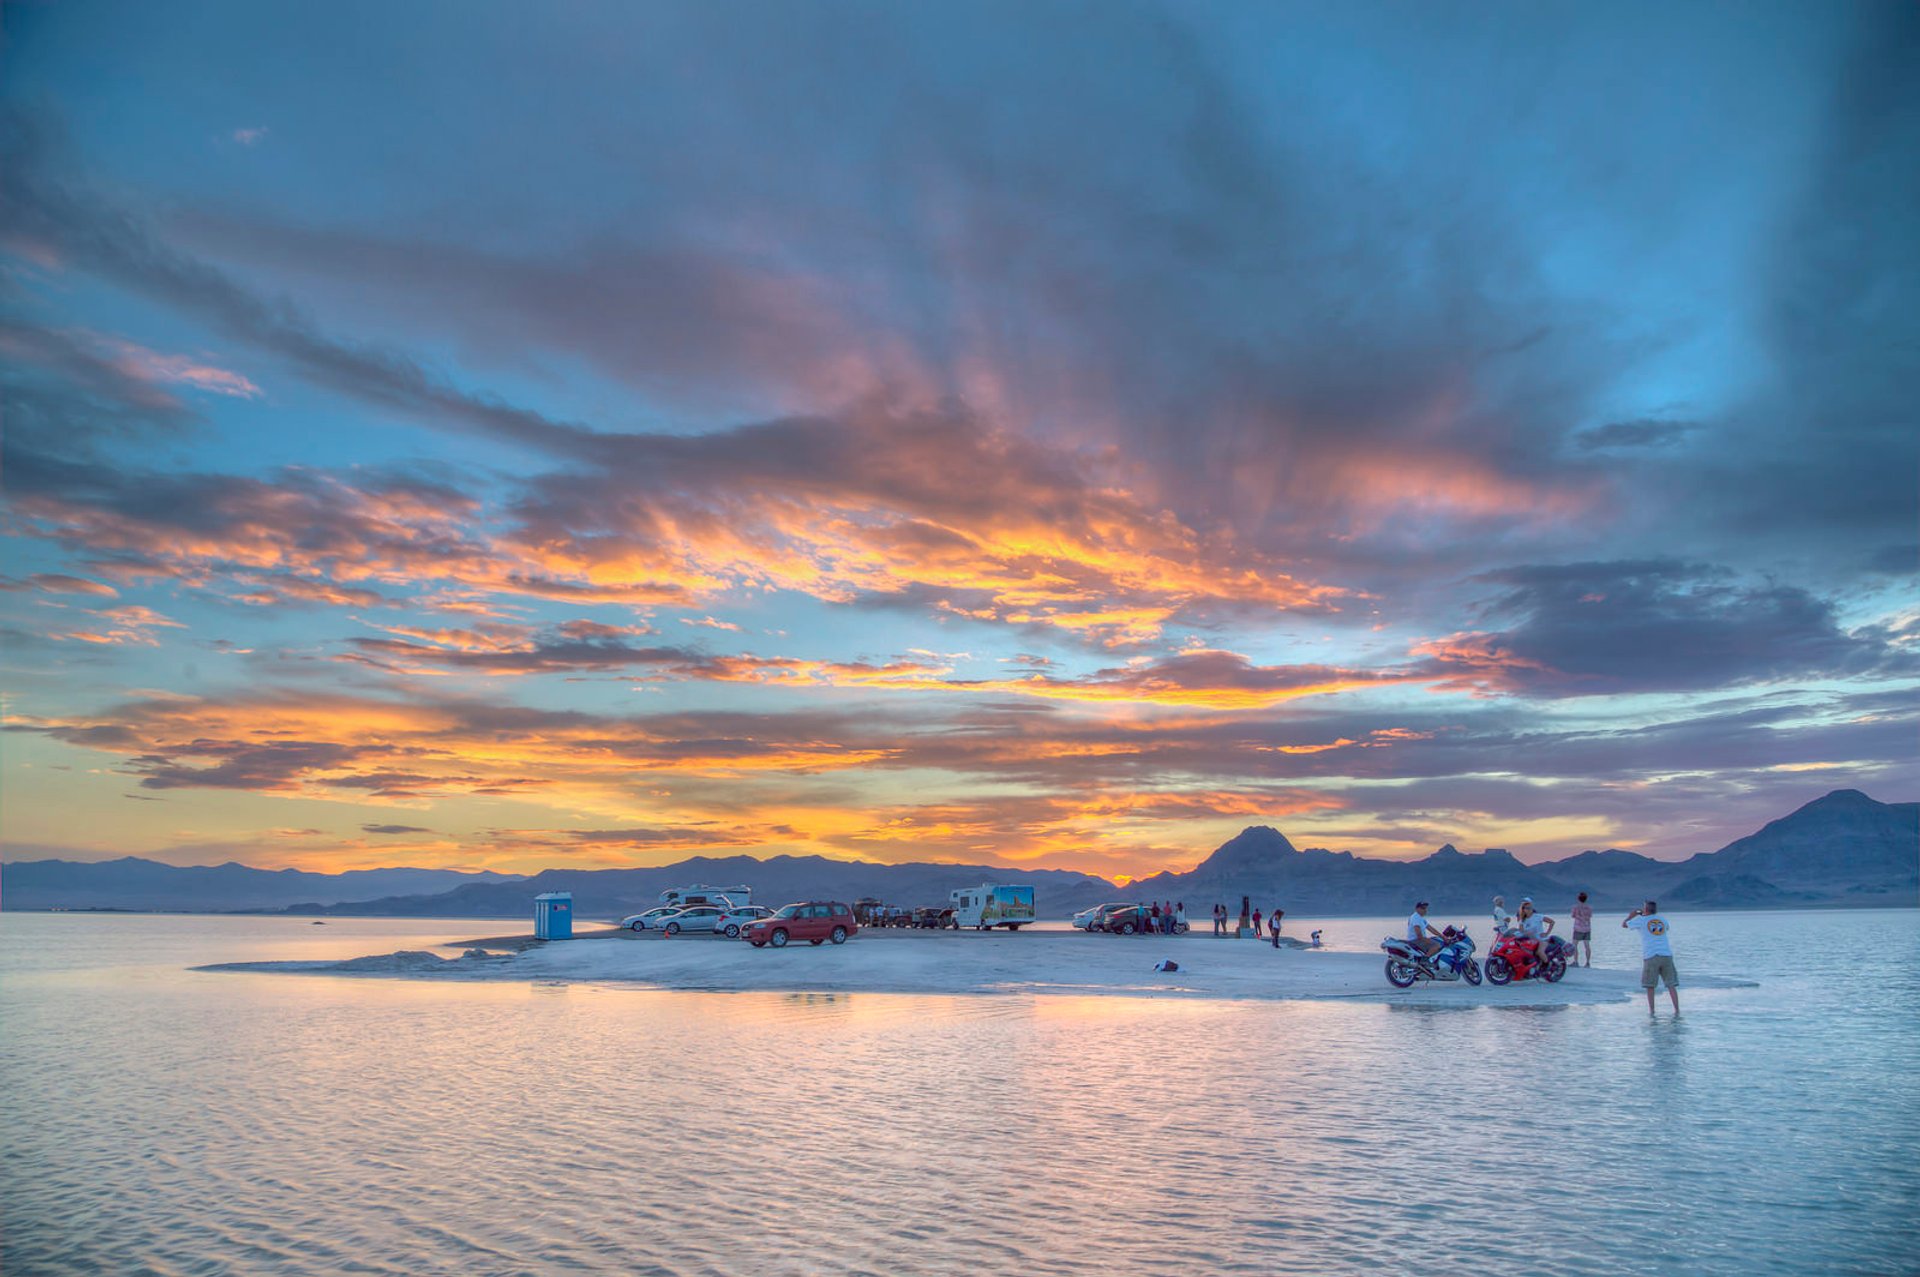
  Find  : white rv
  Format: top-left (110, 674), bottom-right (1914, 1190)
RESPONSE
top-left (949, 883), bottom-right (1036, 931)
top-left (659, 884), bottom-right (752, 909)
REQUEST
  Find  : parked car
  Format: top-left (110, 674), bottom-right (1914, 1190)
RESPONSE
top-left (618, 906), bottom-right (682, 932)
top-left (715, 905), bottom-right (775, 938)
top-left (659, 905), bottom-right (730, 935)
top-left (1098, 906), bottom-right (1182, 937)
top-left (1097, 904), bottom-right (1187, 935)
top-left (746, 902), bottom-right (859, 948)
top-left (1073, 902), bottom-right (1134, 930)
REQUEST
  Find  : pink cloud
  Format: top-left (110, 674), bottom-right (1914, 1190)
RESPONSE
top-left (102, 338), bottom-right (261, 399)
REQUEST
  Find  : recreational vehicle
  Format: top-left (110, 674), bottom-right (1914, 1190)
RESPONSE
top-left (949, 883), bottom-right (1035, 931)
top-left (659, 884), bottom-right (752, 909)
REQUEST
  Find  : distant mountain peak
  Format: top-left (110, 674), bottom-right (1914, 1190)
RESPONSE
top-left (1803, 788), bottom-right (1873, 810)
top-left (1193, 825), bottom-right (1299, 874)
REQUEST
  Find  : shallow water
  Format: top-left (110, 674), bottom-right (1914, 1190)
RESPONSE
top-left (3, 910), bottom-right (1917, 1275)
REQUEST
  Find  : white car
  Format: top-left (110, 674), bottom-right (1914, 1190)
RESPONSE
top-left (714, 905), bottom-right (775, 938)
top-left (618, 906), bottom-right (683, 932)
top-left (1073, 902), bottom-right (1134, 930)
top-left (657, 905), bottom-right (730, 935)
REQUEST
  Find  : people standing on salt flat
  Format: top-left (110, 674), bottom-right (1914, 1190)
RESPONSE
top-left (1492, 896), bottom-right (1513, 936)
top-left (1269, 907), bottom-right (1284, 948)
top-left (1624, 901), bottom-right (1679, 1015)
top-left (1570, 892), bottom-right (1593, 967)
top-left (1213, 903), bottom-right (1226, 936)
top-left (1251, 908), bottom-right (1263, 938)
top-left (1175, 902), bottom-right (1187, 934)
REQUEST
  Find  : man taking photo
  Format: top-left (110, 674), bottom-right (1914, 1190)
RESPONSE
top-left (1623, 901), bottom-right (1679, 1015)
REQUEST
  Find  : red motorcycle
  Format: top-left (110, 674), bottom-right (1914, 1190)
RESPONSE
top-left (1484, 931), bottom-right (1567, 984)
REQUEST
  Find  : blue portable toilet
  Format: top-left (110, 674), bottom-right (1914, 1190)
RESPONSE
top-left (533, 891), bottom-right (573, 940)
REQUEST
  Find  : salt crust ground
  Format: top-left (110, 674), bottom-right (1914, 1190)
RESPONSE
top-left (198, 928), bottom-right (1755, 1006)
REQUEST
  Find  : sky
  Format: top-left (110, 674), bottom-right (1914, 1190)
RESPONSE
top-left (1, 1), bottom-right (1914, 880)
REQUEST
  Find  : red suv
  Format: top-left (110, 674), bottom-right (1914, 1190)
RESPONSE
top-left (746, 901), bottom-right (859, 948)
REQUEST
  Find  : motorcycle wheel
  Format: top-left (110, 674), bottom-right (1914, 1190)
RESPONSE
top-left (1484, 955), bottom-right (1512, 985)
top-left (1384, 958), bottom-right (1419, 988)
top-left (1544, 955), bottom-right (1568, 983)
top-left (1463, 959), bottom-right (1482, 986)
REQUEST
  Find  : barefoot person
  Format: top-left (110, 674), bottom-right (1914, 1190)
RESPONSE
top-left (1624, 901), bottom-right (1679, 1015)
top-left (1570, 892), bottom-right (1593, 967)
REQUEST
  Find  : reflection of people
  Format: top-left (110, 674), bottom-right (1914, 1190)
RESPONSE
top-left (1570, 892), bottom-right (1593, 967)
top-left (1624, 902), bottom-right (1679, 1015)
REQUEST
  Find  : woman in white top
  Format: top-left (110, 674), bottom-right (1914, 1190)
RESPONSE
top-left (1513, 899), bottom-right (1555, 968)
top-left (1491, 896), bottom-right (1513, 936)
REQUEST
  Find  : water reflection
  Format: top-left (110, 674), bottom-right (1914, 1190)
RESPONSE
top-left (0, 912), bottom-right (1915, 1277)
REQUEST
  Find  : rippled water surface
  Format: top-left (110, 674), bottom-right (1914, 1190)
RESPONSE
top-left (3, 910), bottom-right (1917, 1275)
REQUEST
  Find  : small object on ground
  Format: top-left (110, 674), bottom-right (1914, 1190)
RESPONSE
top-left (311, 921), bottom-right (326, 925)
top-left (1153, 959), bottom-right (1180, 972)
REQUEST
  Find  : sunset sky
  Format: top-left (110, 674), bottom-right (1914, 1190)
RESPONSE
top-left (2, 2), bottom-right (1914, 879)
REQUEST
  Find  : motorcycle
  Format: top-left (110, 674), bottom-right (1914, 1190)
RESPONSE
top-left (1381, 925), bottom-right (1481, 988)
top-left (1484, 930), bottom-right (1568, 984)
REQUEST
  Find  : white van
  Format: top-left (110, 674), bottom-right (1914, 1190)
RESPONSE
top-left (660, 884), bottom-right (752, 909)
top-left (949, 884), bottom-right (1035, 931)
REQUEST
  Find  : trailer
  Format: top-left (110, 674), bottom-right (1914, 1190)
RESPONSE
top-left (949, 883), bottom-right (1035, 931)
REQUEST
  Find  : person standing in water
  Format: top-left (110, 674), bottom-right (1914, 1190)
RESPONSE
top-left (1624, 902), bottom-right (1679, 1015)
top-left (1570, 892), bottom-right (1593, 967)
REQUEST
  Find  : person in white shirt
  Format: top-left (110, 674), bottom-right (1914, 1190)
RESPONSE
top-left (1405, 902), bottom-right (1445, 959)
top-left (1492, 896), bottom-right (1513, 936)
top-left (1623, 901), bottom-right (1679, 1015)
top-left (1514, 898), bottom-right (1555, 970)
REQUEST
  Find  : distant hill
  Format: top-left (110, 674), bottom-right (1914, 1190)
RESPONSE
top-left (1123, 790), bottom-right (1915, 918)
top-left (0, 858), bottom-right (523, 912)
top-left (3, 790), bottom-right (1912, 919)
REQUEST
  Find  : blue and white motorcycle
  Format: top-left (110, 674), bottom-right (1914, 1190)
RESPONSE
top-left (1381, 926), bottom-right (1481, 988)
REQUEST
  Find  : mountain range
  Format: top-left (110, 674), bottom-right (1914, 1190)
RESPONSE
top-left (0, 859), bottom-right (523, 913)
top-left (4, 790), bottom-right (1912, 920)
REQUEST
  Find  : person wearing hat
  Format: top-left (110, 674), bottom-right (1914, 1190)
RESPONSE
top-left (1405, 901), bottom-right (1445, 960)
top-left (1491, 895), bottom-right (1513, 937)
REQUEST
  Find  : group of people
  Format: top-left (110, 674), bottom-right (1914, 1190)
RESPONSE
top-left (1205, 902), bottom-right (1288, 944)
top-left (1404, 891), bottom-right (1680, 1013)
top-left (1144, 901), bottom-right (1186, 933)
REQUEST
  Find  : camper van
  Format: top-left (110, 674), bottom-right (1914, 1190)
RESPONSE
top-left (659, 884), bottom-right (752, 909)
top-left (949, 883), bottom-right (1035, 931)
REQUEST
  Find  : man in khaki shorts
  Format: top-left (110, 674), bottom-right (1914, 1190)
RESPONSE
top-left (1623, 900), bottom-right (1678, 1015)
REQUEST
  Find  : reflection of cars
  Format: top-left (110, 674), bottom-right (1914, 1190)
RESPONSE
top-left (715, 905), bottom-right (775, 938)
top-left (660, 905), bottom-right (729, 935)
top-left (1073, 902), bottom-right (1133, 930)
top-left (618, 906), bottom-right (681, 931)
top-left (746, 902), bottom-right (859, 949)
